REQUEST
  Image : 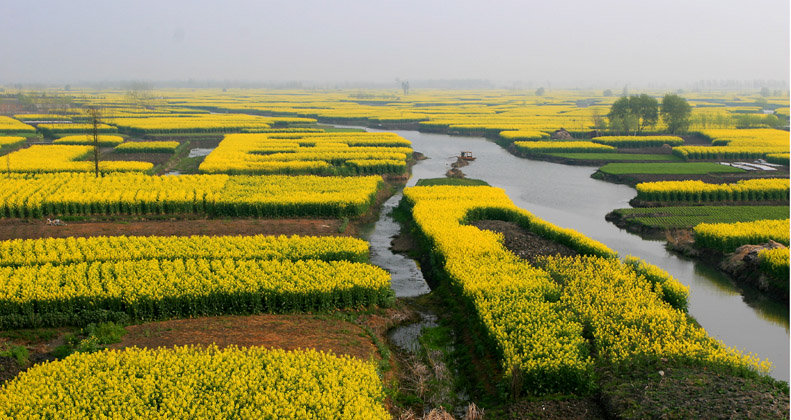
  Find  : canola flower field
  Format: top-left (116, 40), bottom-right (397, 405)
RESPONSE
top-left (0, 256), bottom-right (392, 328)
top-left (0, 234), bottom-right (391, 328)
top-left (37, 123), bottom-right (117, 136)
top-left (635, 178), bottom-right (790, 203)
top-left (52, 135), bottom-right (125, 147)
top-left (111, 114), bottom-right (316, 135)
top-left (0, 88), bottom-right (786, 416)
top-left (0, 346), bottom-right (389, 419)
top-left (513, 141), bottom-right (615, 154)
top-left (0, 234), bottom-right (370, 267)
top-left (0, 116), bottom-right (35, 134)
top-left (758, 247), bottom-right (791, 287)
top-left (0, 136), bottom-right (26, 154)
top-left (403, 186), bottom-right (765, 396)
top-left (0, 173), bottom-right (382, 218)
top-left (114, 141), bottom-right (180, 153)
top-left (590, 135), bottom-right (684, 148)
top-left (693, 219), bottom-right (790, 253)
top-left (199, 132), bottom-right (412, 175)
top-left (2, 145), bottom-right (153, 173)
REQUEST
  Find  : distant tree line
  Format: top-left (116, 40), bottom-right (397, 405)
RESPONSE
top-left (604, 93), bottom-right (785, 135)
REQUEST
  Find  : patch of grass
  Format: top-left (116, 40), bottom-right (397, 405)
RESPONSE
top-left (361, 324), bottom-right (391, 372)
top-left (0, 328), bottom-right (59, 344)
top-left (548, 152), bottom-right (681, 161)
top-left (419, 326), bottom-right (453, 351)
top-left (53, 322), bottom-right (127, 359)
top-left (150, 140), bottom-right (195, 175)
top-left (416, 178), bottom-right (490, 186)
top-left (599, 358), bottom-right (789, 419)
top-left (0, 345), bottom-right (29, 367)
top-left (599, 162), bottom-right (746, 175)
top-left (338, 217), bottom-right (350, 233)
top-left (84, 321), bottom-right (127, 344)
top-left (173, 156), bottom-right (205, 173)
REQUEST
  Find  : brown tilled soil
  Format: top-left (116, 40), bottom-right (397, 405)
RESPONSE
top-left (101, 151), bottom-right (172, 165)
top-left (112, 314), bottom-right (380, 359)
top-left (0, 305), bottom-right (418, 387)
top-left (110, 306), bottom-right (416, 361)
top-left (470, 220), bottom-right (578, 264)
top-left (0, 218), bottom-right (354, 240)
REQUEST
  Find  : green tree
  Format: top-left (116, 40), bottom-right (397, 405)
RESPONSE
top-left (607, 96), bottom-right (633, 134)
top-left (660, 93), bottom-right (692, 134)
top-left (631, 94), bottom-right (659, 134)
top-left (535, 87), bottom-right (545, 96)
top-left (764, 114), bottom-right (780, 128)
top-left (607, 94), bottom-right (659, 135)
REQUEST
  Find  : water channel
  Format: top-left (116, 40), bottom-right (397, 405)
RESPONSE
top-left (357, 192), bottom-right (430, 298)
top-left (353, 126), bottom-right (789, 382)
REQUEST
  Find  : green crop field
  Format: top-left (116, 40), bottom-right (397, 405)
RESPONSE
top-left (611, 206), bottom-right (790, 228)
top-left (548, 153), bottom-right (682, 161)
top-left (599, 162), bottom-right (746, 175)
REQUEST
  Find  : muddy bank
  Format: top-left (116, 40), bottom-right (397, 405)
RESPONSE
top-left (667, 232), bottom-right (789, 303)
top-left (604, 210), bottom-right (668, 238)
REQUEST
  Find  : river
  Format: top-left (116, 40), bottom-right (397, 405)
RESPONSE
top-left (355, 126), bottom-right (789, 382)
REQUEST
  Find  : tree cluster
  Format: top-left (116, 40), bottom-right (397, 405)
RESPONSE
top-left (606, 93), bottom-right (692, 135)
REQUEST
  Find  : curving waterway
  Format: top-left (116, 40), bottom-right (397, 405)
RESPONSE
top-left (353, 125), bottom-right (789, 382)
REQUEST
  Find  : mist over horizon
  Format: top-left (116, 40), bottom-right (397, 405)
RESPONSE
top-left (1, 0), bottom-right (788, 89)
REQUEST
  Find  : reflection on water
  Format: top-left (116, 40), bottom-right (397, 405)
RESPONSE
top-left (356, 126), bottom-right (789, 382)
top-left (188, 148), bottom-right (214, 158)
top-left (389, 313), bottom-right (438, 354)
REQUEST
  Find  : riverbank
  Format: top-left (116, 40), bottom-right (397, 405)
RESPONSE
top-left (666, 231), bottom-right (789, 303)
top-left (607, 208), bottom-right (789, 304)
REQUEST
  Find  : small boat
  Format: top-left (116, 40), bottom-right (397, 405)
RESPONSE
top-left (459, 151), bottom-right (476, 161)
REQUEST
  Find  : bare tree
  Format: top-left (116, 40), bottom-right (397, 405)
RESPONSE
top-left (86, 106), bottom-right (102, 178)
top-left (124, 81), bottom-right (156, 109)
top-left (591, 108), bottom-right (607, 133)
top-left (401, 80), bottom-right (410, 96)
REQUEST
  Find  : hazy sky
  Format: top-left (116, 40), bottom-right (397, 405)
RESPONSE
top-left (1, 0), bottom-right (788, 85)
